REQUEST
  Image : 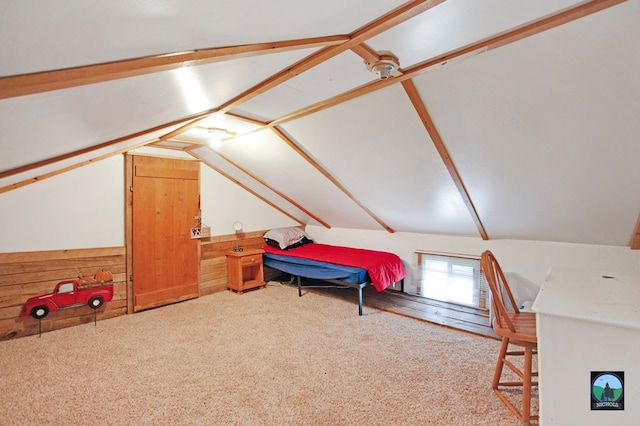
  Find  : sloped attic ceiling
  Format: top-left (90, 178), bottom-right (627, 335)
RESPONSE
top-left (1, 0), bottom-right (640, 248)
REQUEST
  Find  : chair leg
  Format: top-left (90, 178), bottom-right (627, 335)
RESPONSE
top-left (522, 344), bottom-right (533, 424)
top-left (493, 337), bottom-right (509, 389)
top-left (493, 339), bottom-right (538, 425)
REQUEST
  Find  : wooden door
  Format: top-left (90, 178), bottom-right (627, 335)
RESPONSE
top-left (131, 155), bottom-right (200, 312)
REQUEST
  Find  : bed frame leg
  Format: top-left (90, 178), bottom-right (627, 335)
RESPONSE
top-left (297, 276), bottom-right (302, 297)
top-left (358, 287), bottom-right (363, 316)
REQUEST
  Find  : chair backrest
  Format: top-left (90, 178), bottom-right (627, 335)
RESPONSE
top-left (481, 250), bottom-right (520, 333)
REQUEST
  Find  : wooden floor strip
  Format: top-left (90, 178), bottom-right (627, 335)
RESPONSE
top-left (294, 279), bottom-right (498, 339)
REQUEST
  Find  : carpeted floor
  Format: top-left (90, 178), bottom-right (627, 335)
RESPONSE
top-left (0, 282), bottom-right (536, 425)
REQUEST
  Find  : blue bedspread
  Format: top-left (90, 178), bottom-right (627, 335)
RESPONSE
top-left (263, 252), bottom-right (369, 284)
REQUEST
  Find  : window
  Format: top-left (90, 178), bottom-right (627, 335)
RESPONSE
top-left (58, 283), bottom-right (74, 293)
top-left (411, 252), bottom-right (488, 310)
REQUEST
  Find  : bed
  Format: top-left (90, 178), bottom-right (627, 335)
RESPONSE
top-left (262, 228), bottom-right (406, 315)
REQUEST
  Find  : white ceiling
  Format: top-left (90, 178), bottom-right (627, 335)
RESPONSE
top-left (1, 0), bottom-right (639, 247)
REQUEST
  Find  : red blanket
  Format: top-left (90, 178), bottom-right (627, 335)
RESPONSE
top-left (263, 243), bottom-right (406, 292)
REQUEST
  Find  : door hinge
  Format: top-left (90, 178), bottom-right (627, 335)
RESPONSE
top-left (129, 186), bottom-right (134, 192)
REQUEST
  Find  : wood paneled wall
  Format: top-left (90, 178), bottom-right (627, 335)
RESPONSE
top-left (0, 230), bottom-right (270, 340)
top-left (199, 230), bottom-right (268, 295)
top-left (0, 247), bottom-right (127, 340)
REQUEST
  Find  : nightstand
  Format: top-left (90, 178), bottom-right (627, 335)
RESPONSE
top-left (226, 248), bottom-right (266, 294)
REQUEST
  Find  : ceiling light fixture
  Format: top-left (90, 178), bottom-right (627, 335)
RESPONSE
top-left (195, 126), bottom-right (237, 137)
top-left (366, 54), bottom-right (400, 80)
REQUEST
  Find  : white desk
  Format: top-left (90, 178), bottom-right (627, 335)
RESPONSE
top-left (532, 267), bottom-right (640, 425)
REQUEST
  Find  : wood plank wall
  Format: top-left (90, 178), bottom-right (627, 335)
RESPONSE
top-left (0, 247), bottom-right (127, 340)
top-left (0, 230), bottom-right (271, 341)
top-left (199, 230), bottom-right (269, 295)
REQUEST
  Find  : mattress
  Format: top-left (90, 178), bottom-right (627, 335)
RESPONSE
top-left (263, 252), bottom-right (369, 284)
top-left (263, 243), bottom-right (406, 291)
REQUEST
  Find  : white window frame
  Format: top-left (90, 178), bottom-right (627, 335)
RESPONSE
top-left (415, 250), bottom-right (488, 311)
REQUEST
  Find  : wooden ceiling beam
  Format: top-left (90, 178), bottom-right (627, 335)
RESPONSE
top-left (0, 36), bottom-right (348, 100)
top-left (187, 149), bottom-right (314, 228)
top-left (0, 1), bottom-right (443, 183)
top-left (223, 112), bottom-right (269, 127)
top-left (272, 126), bottom-right (395, 233)
top-left (350, 44), bottom-right (382, 64)
top-left (401, 79), bottom-right (488, 240)
top-left (0, 0), bottom-right (442, 187)
top-left (254, 0), bottom-right (621, 235)
top-left (268, 0), bottom-right (625, 127)
top-left (0, 139), bottom-right (153, 195)
top-left (0, 114), bottom-right (208, 180)
top-left (216, 0), bottom-right (446, 113)
top-left (349, 0), bottom-right (446, 42)
top-left (188, 151), bottom-right (306, 226)
top-left (179, 1), bottom-right (445, 227)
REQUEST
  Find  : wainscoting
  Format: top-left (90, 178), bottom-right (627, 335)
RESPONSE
top-left (0, 246), bottom-right (127, 340)
top-left (0, 230), bottom-right (267, 341)
top-left (1, 237), bottom-right (496, 341)
top-left (198, 230), bottom-right (266, 295)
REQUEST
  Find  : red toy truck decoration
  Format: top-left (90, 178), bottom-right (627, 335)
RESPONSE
top-left (21, 269), bottom-right (114, 319)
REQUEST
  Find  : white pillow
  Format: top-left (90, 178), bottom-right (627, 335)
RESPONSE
top-left (264, 227), bottom-right (311, 250)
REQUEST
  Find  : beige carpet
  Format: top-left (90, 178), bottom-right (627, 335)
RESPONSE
top-left (0, 283), bottom-right (535, 425)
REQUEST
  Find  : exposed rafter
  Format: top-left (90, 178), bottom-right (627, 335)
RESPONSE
top-left (0, 0), bottom-right (630, 247)
top-left (0, 0), bottom-right (447, 183)
top-left (214, 0), bottom-right (445, 113)
top-left (350, 44), bottom-right (382, 64)
top-left (0, 139), bottom-right (154, 195)
top-left (0, 115), bottom-right (209, 181)
top-left (268, 0), bottom-right (625, 128)
top-left (0, 36), bottom-right (348, 100)
top-left (351, 43), bottom-right (403, 78)
top-left (187, 150), bottom-right (307, 228)
top-left (401, 79), bottom-right (489, 240)
top-left (271, 126), bottom-right (394, 233)
top-left (189, 133), bottom-right (330, 228)
top-left (152, 138), bottom-right (205, 151)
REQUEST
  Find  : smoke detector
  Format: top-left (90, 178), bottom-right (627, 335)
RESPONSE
top-left (366, 55), bottom-right (400, 80)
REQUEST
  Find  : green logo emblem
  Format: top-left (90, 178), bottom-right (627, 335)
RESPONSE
top-left (591, 371), bottom-right (624, 410)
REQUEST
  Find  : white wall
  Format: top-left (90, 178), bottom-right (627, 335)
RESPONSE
top-left (306, 225), bottom-right (640, 289)
top-left (200, 165), bottom-right (297, 236)
top-left (0, 149), bottom-right (297, 253)
top-left (3, 147), bottom-right (639, 281)
top-left (131, 146), bottom-right (297, 236)
top-left (0, 156), bottom-right (125, 252)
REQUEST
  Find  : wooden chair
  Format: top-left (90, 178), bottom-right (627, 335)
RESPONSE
top-left (480, 250), bottom-right (538, 425)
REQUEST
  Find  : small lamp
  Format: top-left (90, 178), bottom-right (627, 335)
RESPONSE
top-left (233, 221), bottom-right (243, 252)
